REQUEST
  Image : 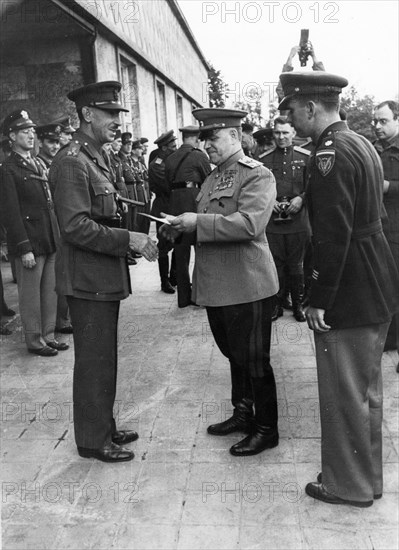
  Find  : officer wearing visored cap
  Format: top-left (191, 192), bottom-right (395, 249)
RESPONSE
top-left (0, 110), bottom-right (65, 356)
top-left (280, 71), bottom-right (399, 507)
top-left (161, 108), bottom-right (280, 457)
top-left (36, 123), bottom-right (62, 170)
top-left (49, 81), bottom-right (158, 463)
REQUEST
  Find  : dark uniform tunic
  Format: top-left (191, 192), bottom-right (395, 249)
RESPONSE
top-left (118, 150), bottom-right (138, 232)
top-left (374, 134), bottom-right (399, 350)
top-left (49, 131), bottom-right (131, 450)
top-left (164, 144), bottom-right (211, 307)
top-left (0, 152), bottom-right (59, 349)
top-left (307, 121), bottom-right (399, 503)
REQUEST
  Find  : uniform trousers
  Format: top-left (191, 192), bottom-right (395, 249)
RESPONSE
top-left (56, 294), bottom-right (71, 330)
top-left (267, 231), bottom-right (309, 278)
top-left (206, 296), bottom-right (278, 428)
top-left (67, 297), bottom-right (120, 449)
top-left (15, 253), bottom-right (57, 350)
top-left (314, 322), bottom-right (389, 502)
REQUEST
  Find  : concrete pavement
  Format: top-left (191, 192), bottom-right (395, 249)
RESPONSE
top-left (1, 252), bottom-right (398, 550)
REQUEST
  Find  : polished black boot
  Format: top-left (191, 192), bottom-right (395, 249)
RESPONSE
top-left (291, 274), bottom-right (306, 322)
top-left (207, 398), bottom-right (253, 435)
top-left (230, 376), bottom-right (278, 456)
top-left (159, 256), bottom-right (175, 294)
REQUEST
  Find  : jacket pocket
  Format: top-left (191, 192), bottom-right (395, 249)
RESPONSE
top-left (90, 180), bottom-right (118, 218)
top-left (72, 248), bottom-right (124, 295)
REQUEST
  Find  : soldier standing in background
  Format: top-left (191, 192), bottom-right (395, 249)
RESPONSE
top-left (149, 130), bottom-right (178, 294)
top-left (373, 101), bottom-right (399, 372)
top-left (260, 116), bottom-right (311, 322)
top-left (131, 139), bottom-right (151, 235)
top-left (165, 125), bottom-right (211, 307)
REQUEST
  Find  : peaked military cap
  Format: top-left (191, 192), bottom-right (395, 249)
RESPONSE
top-left (67, 81), bottom-right (129, 112)
top-left (154, 130), bottom-right (177, 146)
top-left (2, 109), bottom-right (36, 136)
top-left (278, 71), bottom-right (349, 110)
top-left (192, 108), bottom-right (248, 133)
top-left (51, 116), bottom-right (75, 133)
top-left (132, 139), bottom-right (142, 149)
top-left (121, 132), bottom-right (132, 144)
top-left (253, 128), bottom-right (273, 141)
top-left (140, 137), bottom-right (149, 144)
top-left (179, 125), bottom-right (200, 135)
top-left (36, 123), bottom-right (62, 140)
top-left (241, 122), bottom-right (254, 133)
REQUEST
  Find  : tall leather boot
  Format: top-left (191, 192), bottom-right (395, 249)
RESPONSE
top-left (208, 361), bottom-right (254, 435)
top-left (271, 272), bottom-right (285, 321)
top-left (290, 274), bottom-right (306, 322)
top-left (158, 256), bottom-right (175, 294)
top-left (230, 376), bottom-right (278, 456)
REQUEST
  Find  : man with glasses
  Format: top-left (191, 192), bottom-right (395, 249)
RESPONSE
top-left (373, 101), bottom-right (399, 372)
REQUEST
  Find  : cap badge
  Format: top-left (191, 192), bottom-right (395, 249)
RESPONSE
top-left (20, 110), bottom-right (29, 120)
top-left (324, 140), bottom-right (333, 146)
top-left (113, 89), bottom-right (119, 101)
top-left (55, 125), bottom-right (61, 133)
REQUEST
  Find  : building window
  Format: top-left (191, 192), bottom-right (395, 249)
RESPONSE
top-left (120, 56), bottom-right (140, 137)
top-left (176, 93), bottom-right (184, 129)
top-left (155, 80), bottom-right (167, 134)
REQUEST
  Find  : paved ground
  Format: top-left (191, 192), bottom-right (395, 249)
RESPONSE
top-left (1, 250), bottom-right (398, 550)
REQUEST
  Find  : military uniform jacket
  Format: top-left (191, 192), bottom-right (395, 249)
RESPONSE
top-left (192, 150), bottom-right (279, 307)
top-left (261, 145), bottom-right (311, 234)
top-left (307, 121), bottom-right (399, 328)
top-left (109, 150), bottom-right (129, 199)
top-left (0, 152), bottom-right (58, 256)
top-left (131, 158), bottom-right (150, 204)
top-left (149, 151), bottom-right (170, 217)
top-left (374, 134), bottom-right (399, 247)
top-left (49, 131), bottom-right (131, 301)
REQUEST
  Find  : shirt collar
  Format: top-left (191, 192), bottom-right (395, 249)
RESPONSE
top-left (217, 148), bottom-right (244, 172)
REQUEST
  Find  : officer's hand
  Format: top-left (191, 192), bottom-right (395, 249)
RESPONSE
top-left (159, 224), bottom-right (181, 243)
top-left (170, 213), bottom-right (197, 233)
top-left (273, 201), bottom-right (282, 214)
top-left (129, 233), bottom-right (158, 262)
top-left (305, 306), bottom-right (331, 333)
top-left (21, 252), bottom-right (36, 269)
top-left (288, 45), bottom-right (300, 61)
top-left (286, 196), bottom-right (303, 215)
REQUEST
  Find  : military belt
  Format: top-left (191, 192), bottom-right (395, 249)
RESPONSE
top-left (351, 219), bottom-right (382, 240)
top-left (94, 216), bottom-right (122, 228)
top-left (171, 181), bottom-right (199, 190)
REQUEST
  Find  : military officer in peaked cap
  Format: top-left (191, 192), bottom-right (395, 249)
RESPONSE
top-left (0, 110), bottom-right (66, 356)
top-left (280, 71), bottom-right (399, 506)
top-left (36, 123), bottom-right (62, 170)
top-left (164, 125), bottom-right (211, 307)
top-left (50, 116), bottom-right (75, 147)
top-left (161, 108), bottom-right (280, 456)
top-left (149, 130), bottom-right (177, 293)
top-left (49, 81), bottom-right (158, 463)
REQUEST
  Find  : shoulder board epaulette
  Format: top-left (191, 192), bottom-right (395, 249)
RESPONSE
top-left (238, 156), bottom-right (262, 169)
top-left (66, 140), bottom-right (82, 157)
top-left (293, 145), bottom-right (311, 156)
top-left (258, 147), bottom-right (276, 159)
top-left (154, 157), bottom-right (163, 165)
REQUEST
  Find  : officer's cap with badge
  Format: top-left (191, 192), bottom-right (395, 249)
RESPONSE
top-left (2, 110), bottom-right (36, 136)
top-left (36, 123), bottom-right (62, 141)
top-left (154, 130), bottom-right (177, 147)
top-left (121, 132), bottom-right (132, 144)
top-left (192, 108), bottom-right (248, 140)
top-left (179, 125), bottom-right (201, 137)
top-left (278, 71), bottom-right (348, 111)
top-left (67, 81), bottom-right (129, 113)
top-left (132, 139), bottom-right (142, 149)
top-left (51, 116), bottom-right (75, 134)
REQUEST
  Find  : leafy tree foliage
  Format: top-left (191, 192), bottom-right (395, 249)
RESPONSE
top-left (207, 64), bottom-right (228, 107)
top-left (340, 86), bottom-right (376, 141)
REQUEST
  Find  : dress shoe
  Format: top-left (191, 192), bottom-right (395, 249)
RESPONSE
top-left (55, 325), bottom-right (73, 334)
top-left (28, 346), bottom-right (58, 357)
top-left (77, 442), bottom-right (134, 462)
top-left (1, 325), bottom-right (12, 335)
top-left (229, 425), bottom-right (278, 456)
top-left (271, 304), bottom-right (283, 322)
top-left (112, 429), bottom-right (139, 445)
top-left (169, 276), bottom-right (177, 287)
top-left (305, 482), bottom-right (373, 507)
top-left (207, 415), bottom-right (253, 436)
top-left (47, 340), bottom-right (69, 351)
top-left (161, 281), bottom-right (175, 294)
top-left (316, 473), bottom-right (382, 499)
top-left (1, 306), bottom-right (15, 316)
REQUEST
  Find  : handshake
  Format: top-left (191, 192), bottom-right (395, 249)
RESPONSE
top-left (158, 212), bottom-right (198, 242)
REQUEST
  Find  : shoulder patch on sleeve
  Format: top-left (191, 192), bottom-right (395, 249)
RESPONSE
top-left (293, 145), bottom-right (311, 156)
top-left (155, 157), bottom-right (163, 165)
top-left (315, 150), bottom-right (335, 176)
top-left (238, 156), bottom-right (262, 169)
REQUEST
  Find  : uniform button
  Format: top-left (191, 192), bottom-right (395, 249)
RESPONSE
top-left (283, 161), bottom-right (286, 164)
top-left (84, 143), bottom-right (88, 146)
top-left (283, 171), bottom-right (286, 175)
top-left (203, 208), bottom-right (208, 213)
top-left (75, 140), bottom-right (79, 144)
